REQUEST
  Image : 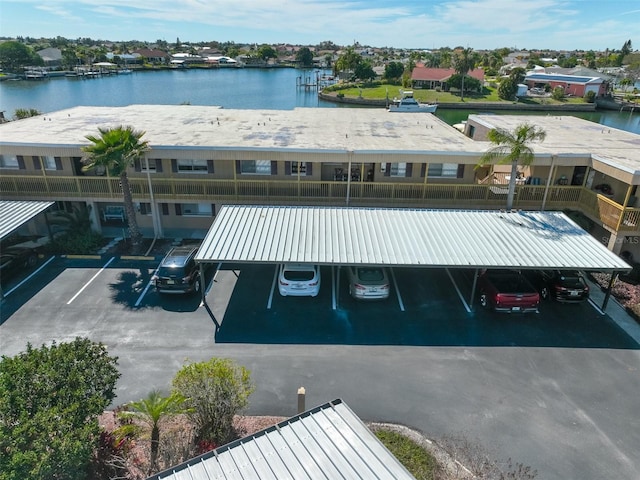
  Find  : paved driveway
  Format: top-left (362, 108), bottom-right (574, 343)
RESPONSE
top-left (1, 258), bottom-right (639, 480)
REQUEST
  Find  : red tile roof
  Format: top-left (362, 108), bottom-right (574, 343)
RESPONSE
top-left (412, 66), bottom-right (484, 82)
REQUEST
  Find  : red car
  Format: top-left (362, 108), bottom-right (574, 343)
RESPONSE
top-left (478, 270), bottom-right (540, 314)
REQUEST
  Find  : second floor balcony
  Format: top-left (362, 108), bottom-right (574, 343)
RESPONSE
top-left (2, 175), bottom-right (639, 235)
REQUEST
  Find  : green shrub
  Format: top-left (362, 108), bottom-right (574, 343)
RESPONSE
top-left (46, 230), bottom-right (105, 254)
top-left (374, 429), bottom-right (439, 479)
top-left (552, 86), bottom-right (565, 100)
top-left (584, 90), bottom-right (596, 103)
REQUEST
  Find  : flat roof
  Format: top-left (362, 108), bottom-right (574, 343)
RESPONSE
top-left (0, 104), bottom-right (479, 154)
top-left (0, 200), bottom-right (54, 240)
top-left (468, 114), bottom-right (640, 173)
top-left (196, 205), bottom-right (631, 272)
top-left (147, 399), bottom-right (416, 480)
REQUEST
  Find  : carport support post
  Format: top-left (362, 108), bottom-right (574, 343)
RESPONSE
top-left (602, 271), bottom-right (618, 311)
top-left (469, 268), bottom-right (479, 311)
top-left (199, 263), bottom-right (207, 305)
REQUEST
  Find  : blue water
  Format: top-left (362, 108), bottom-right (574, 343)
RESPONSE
top-left (1, 67), bottom-right (638, 133)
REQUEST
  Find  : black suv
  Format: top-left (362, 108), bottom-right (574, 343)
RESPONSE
top-left (153, 245), bottom-right (200, 294)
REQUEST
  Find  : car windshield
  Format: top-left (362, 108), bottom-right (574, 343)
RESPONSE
top-left (284, 270), bottom-right (315, 281)
top-left (357, 268), bottom-right (385, 281)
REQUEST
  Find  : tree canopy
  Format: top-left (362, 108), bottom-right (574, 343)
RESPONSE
top-left (0, 338), bottom-right (120, 480)
top-left (0, 41), bottom-right (42, 72)
top-left (295, 47), bottom-right (314, 68)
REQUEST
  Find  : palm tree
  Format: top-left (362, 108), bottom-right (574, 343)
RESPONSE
top-left (82, 125), bottom-right (150, 250)
top-left (479, 123), bottom-right (547, 210)
top-left (453, 47), bottom-right (477, 101)
top-left (121, 390), bottom-right (186, 474)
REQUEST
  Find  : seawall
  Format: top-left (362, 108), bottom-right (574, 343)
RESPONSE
top-left (318, 92), bottom-right (598, 112)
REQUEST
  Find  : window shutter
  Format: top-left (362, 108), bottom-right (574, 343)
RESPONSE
top-left (155, 159), bottom-right (163, 172)
top-left (271, 161), bottom-right (278, 175)
top-left (406, 163), bottom-right (413, 178)
top-left (171, 159), bottom-right (178, 173)
top-left (161, 203), bottom-right (169, 215)
top-left (175, 204), bottom-right (182, 216)
top-left (420, 164), bottom-right (427, 177)
top-left (33, 156), bottom-right (41, 170)
top-left (384, 163), bottom-right (391, 177)
top-left (207, 160), bottom-right (215, 174)
top-left (17, 156), bottom-right (26, 170)
top-left (235, 160), bottom-right (242, 174)
top-left (134, 159), bottom-right (141, 172)
top-left (306, 162), bottom-right (313, 176)
top-left (457, 164), bottom-right (465, 178)
top-left (285, 162), bottom-right (291, 175)
top-left (54, 157), bottom-right (62, 170)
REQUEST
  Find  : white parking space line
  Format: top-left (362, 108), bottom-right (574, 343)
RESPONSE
top-left (446, 268), bottom-right (472, 313)
top-left (66, 257), bottom-right (115, 305)
top-left (135, 262), bottom-right (162, 307)
top-left (267, 265), bottom-right (278, 309)
top-left (3, 256), bottom-right (56, 298)
top-left (389, 268), bottom-right (405, 312)
top-left (588, 298), bottom-right (606, 316)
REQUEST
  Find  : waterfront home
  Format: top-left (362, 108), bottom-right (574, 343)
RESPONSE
top-left (410, 66), bottom-right (485, 91)
top-left (1, 105), bottom-right (639, 257)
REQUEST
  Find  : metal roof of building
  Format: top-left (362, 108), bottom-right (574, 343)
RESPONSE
top-left (147, 399), bottom-right (416, 480)
top-left (196, 205), bottom-right (630, 272)
top-left (0, 200), bottom-right (54, 240)
top-left (524, 73), bottom-right (602, 84)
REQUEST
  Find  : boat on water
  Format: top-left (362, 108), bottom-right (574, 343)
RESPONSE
top-left (388, 90), bottom-right (437, 113)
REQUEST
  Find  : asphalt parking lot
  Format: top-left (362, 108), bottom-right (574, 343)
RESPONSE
top-left (1, 256), bottom-right (639, 480)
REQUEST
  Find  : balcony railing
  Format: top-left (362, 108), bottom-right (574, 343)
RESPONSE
top-left (2, 175), bottom-right (640, 234)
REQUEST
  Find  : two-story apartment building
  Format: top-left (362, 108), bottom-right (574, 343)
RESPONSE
top-left (1, 105), bottom-right (639, 256)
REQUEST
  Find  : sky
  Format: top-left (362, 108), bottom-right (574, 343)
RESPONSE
top-left (0, 0), bottom-right (638, 51)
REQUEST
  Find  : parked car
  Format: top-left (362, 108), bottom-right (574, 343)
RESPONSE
top-left (0, 246), bottom-right (39, 284)
top-left (153, 245), bottom-right (201, 294)
top-left (524, 270), bottom-right (590, 303)
top-left (478, 270), bottom-right (540, 313)
top-left (348, 266), bottom-right (390, 300)
top-left (278, 263), bottom-right (321, 297)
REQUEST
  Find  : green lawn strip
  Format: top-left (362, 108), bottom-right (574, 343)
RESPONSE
top-left (375, 428), bottom-right (440, 479)
top-left (328, 83), bottom-right (589, 106)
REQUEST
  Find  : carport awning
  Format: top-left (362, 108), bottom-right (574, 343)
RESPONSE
top-left (195, 206), bottom-right (631, 272)
top-left (0, 200), bottom-right (54, 240)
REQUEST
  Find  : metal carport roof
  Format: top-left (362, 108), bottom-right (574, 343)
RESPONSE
top-left (0, 200), bottom-right (54, 240)
top-left (196, 205), bottom-right (630, 273)
top-left (147, 399), bottom-right (416, 480)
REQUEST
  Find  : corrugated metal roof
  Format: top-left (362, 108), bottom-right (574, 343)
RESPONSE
top-left (148, 399), bottom-right (416, 480)
top-left (0, 200), bottom-right (54, 240)
top-left (196, 206), bottom-right (630, 272)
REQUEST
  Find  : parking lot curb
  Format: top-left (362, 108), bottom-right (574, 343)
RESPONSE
top-left (64, 254), bottom-right (102, 259)
top-left (120, 255), bottom-right (156, 261)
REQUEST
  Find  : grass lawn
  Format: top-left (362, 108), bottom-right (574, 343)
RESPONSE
top-left (329, 83), bottom-right (590, 106)
top-left (375, 428), bottom-right (440, 479)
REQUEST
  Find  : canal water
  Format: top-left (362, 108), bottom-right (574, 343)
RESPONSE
top-left (1, 67), bottom-right (638, 133)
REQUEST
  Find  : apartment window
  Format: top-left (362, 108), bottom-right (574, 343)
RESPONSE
top-left (390, 162), bottom-right (407, 177)
top-left (0, 155), bottom-right (19, 169)
top-left (177, 159), bottom-right (208, 173)
top-left (291, 162), bottom-right (307, 175)
top-left (139, 203), bottom-right (152, 215)
top-left (428, 163), bottom-right (459, 178)
top-left (43, 156), bottom-right (57, 170)
top-left (181, 203), bottom-right (212, 216)
top-left (141, 160), bottom-right (156, 173)
top-left (241, 160), bottom-right (271, 175)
